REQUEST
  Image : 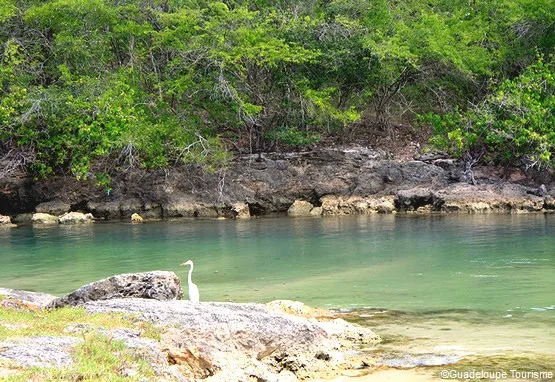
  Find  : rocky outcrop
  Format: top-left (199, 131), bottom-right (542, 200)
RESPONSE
top-left (31, 212), bottom-right (58, 224)
top-left (57, 211), bottom-right (94, 224)
top-left (0, 214), bottom-right (16, 228)
top-left (46, 271), bottom-right (183, 309)
top-left (84, 298), bottom-right (380, 381)
top-left (2, 277), bottom-right (382, 381)
top-left (1, 147), bottom-right (553, 217)
top-left (35, 199), bottom-right (70, 216)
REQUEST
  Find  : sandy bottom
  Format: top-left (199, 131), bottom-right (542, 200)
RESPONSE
top-left (314, 369), bottom-right (439, 382)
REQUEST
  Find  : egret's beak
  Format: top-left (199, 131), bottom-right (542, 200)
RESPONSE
top-left (179, 262), bottom-right (187, 266)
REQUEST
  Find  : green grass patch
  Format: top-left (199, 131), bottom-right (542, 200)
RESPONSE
top-left (0, 305), bottom-right (159, 341)
top-left (0, 305), bottom-right (162, 380)
top-left (3, 333), bottom-right (157, 381)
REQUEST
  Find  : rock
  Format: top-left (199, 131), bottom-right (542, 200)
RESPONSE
top-left (0, 336), bottom-right (82, 368)
top-left (287, 200), bottom-right (314, 216)
top-left (35, 199), bottom-right (70, 216)
top-left (57, 211), bottom-right (94, 224)
top-left (0, 214), bottom-right (16, 228)
top-left (310, 206), bottom-right (323, 216)
top-left (46, 271), bottom-right (183, 309)
top-left (321, 195), bottom-right (396, 215)
top-left (84, 298), bottom-right (381, 381)
top-left (231, 202), bottom-right (250, 219)
top-left (31, 213), bottom-right (59, 224)
top-left (395, 188), bottom-right (441, 212)
top-left (545, 196), bottom-right (555, 210)
top-left (0, 288), bottom-right (56, 309)
top-left (527, 184), bottom-right (548, 197)
top-left (87, 200), bottom-right (122, 219)
top-left (131, 213), bottom-right (144, 222)
top-left (12, 213), bottom-right (33, 224)
top-left (266, 300), bottom-right (334, 319)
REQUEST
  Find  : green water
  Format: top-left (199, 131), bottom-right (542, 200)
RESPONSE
top-left (1, 214), bottom-right (554, 315)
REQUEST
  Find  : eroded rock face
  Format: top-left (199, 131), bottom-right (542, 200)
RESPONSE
top-left (2, 147), bottom-right (553, 217)
top-left (46, 271), bottom-right (183, 309)
top-left (84, 298), bottom-right (381, 381)
top-left (35, 199), bottom-right (70, 216)
top-left (57, 212), bottom-right (94, 224)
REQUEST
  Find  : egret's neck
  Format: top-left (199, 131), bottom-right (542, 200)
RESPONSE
top-left (188, 264), bottom-right (194, 284)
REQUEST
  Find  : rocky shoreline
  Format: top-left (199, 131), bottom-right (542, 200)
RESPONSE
top-left (1, 147), bottom-right (554, 224)
top-left (0, 272), bottom-right (381, 381)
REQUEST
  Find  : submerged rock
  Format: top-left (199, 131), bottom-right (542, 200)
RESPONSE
top-left (57, 211), bottom-right (94, 224)
top-left (46, 271), bottom-right (183, 309)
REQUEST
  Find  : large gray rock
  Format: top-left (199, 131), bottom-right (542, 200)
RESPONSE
top-left (35, 199), bottom-right (70, 216)
top-left (47, 271), bottom-right (183, 309)
top-left (57, 211), bottom-right (94, 224)
top-left (84, 298), bottom-right (381, 381)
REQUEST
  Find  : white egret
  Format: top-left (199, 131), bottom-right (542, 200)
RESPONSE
top-left (180, 260), bottom-right (200, 302)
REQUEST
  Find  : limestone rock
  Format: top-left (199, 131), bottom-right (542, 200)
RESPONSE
top-left (35, 199), bottom-right (70, 216)
top-left (231, 202), bottom-right (250, 219)
top-left (31, 213), bottom-right (59, 224)
top-left (395, 188), bottom-right (440, 212)
top-left (12, 213), bottom-right (33, 224)
top-left (0, 215), bottom-right (16, 228)
top-left (0, 288), bottom-right (56, 309)
top-left (84, 298), bottom-right (381, 381)
top-left (57, 212), bottom-right (94, 224)
top-left (266, 300), bottom-right (334, 319)
top-left (87, 201), bottom-right (122, 220)
top-left (287, 200), bottom-right (314, 216)
top-left (0, 336), bottom-right (82, 368)
top-left (310, 206), bottom-right (323, 216)
top-left (46, 271), bottom-right (183, 309)
top-left (321, 195), bottom-right (396, 215)
top-left (131, 213), bottom-right (144, 222)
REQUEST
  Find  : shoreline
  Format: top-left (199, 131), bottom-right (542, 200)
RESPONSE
top-left (1, 148), bottom-right (554, 223)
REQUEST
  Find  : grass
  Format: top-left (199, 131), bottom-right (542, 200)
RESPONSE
top-left (0, 300), bottom-right (162, 381)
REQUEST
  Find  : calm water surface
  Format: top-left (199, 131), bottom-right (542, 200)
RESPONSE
top-left (1, 214), bottom-right (554, 363)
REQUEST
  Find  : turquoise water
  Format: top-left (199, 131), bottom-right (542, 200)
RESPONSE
top-left (1, 214), bottom-right (554, 316)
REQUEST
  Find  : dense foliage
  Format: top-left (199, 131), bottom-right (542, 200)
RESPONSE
top-left (0, 0), bottom-right (553, 179)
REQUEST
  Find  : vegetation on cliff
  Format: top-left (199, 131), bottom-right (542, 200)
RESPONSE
top-left (0, 0), bottom-right (553, 181)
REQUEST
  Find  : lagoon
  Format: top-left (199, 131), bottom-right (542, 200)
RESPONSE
top-left (1, 214), bottom-right (554, 369)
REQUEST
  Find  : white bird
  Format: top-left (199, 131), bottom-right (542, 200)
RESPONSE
top-left (180, 259), bottom-right (200, 302)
